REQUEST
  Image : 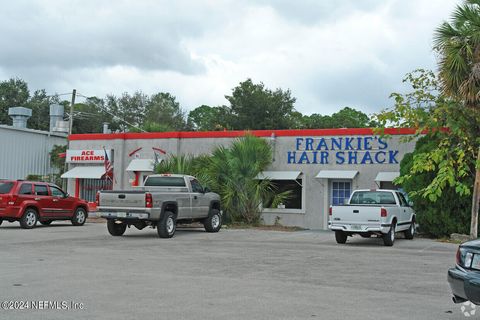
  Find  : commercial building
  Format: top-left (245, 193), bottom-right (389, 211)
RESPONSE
top-left (64, 128), bottom-right (417, 230)
top-left (0, 106), bottom-right (67, 180)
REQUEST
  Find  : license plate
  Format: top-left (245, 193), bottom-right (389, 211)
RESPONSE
top-left (117, 212), bottom-right (127, 218)
top-left (351, 225), bottom-right (362, 230)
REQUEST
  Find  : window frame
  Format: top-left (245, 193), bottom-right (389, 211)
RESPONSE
top-left (34, 184), bottom-right (49, 196)
top-left (261, 178), bottom-right (305, 214)
top-left (50, 186), bottom-right (66, 198)
top-left (18, 183), bottom-right (34, 195)
top-left (330, 180), bottom-right (352, 206)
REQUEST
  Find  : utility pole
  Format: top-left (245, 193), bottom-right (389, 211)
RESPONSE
top-left (69, 89), bottom-right (76, 135)
top-left (63, 89), bottom-right (76, 190)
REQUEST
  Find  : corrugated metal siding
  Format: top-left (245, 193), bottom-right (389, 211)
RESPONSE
top-left (0, 127), bottom-right (67, 180)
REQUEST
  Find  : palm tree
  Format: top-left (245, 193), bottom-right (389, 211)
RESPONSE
top-left (201, 134), bottom-right (289, 224)
top-left (434, 0), bottom-right (480, 238)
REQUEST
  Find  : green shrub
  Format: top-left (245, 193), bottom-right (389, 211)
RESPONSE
top-left (400, 135), bottom-right (472, 237)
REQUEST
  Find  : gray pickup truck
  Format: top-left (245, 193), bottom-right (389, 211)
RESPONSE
top-left (97, 174), bottom-right (222, 238)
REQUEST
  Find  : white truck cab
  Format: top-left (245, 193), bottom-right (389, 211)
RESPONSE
top-left (328, 189), bottom-right (416, 246)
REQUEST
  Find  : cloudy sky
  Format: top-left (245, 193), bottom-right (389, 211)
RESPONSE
top-left (0, 0), bottom-right (458, 115)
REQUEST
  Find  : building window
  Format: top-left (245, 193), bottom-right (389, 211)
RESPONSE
top-left (331, 181), bottom-right (351, 205)
top-left (379, 181), bottom-right (398, 190)
top-left (266, 179), bottom-right (303, 209)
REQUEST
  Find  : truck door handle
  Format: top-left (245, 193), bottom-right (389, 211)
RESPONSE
top-left (35, 198), bottom-right (41, 201)
top-left (353, 210), bottom-right (359, 213)
top-left (194, 196), bottom-right (198, 200)
top-left (53, 199), bottom-right (59, 202)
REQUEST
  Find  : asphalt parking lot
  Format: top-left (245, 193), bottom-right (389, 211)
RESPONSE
top-left (0, 221), bottom-right (467, 320)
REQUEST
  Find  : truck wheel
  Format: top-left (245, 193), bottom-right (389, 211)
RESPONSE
top-left (383, 223), bottom-right (396, 246)
top-left (157, 211), bottom-right (176, 238)
top-left (40, 220), bottom-right (52, 226)
top-left (404, 220), bottom-right (415, 240)
top-left (20, 208), bottom-right (38, 229)
top-left (0, 219), bottom-right (3, 226)
top-left (204, 209), bottom-right (222, 233)
top-left (335, 231), bottom-right (348, 244)
top-left (71, 207), bottom-right (87, 226)
top-left (107, 220), bottom-right (127, 236)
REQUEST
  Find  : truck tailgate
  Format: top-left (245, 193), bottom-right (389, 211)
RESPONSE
top-left (331, 205), bottom-right (383, 223)
top-left (99, 191), bottom-right (146, 208)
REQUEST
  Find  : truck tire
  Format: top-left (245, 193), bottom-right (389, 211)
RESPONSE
top-left (383, 223), bottom-right (396, 246)
top-left (157, 211), bottom-right (176, 238)
top-left (20, 208), bottom-right (38, 229)
top-left (40, 220), bottom-right (52, 226)
top-left (107, 220), bottom-right (127, 236)
top-left (404, 220), bottom-right (415, 240)
top-left (203, 209), bottom-right (222, 233)
top-left (71, 207), bottom-right (87, 226)
top-left (0, 219), bottom-right (3, 226)
top-left (335, 231), bottom-right (348, 244)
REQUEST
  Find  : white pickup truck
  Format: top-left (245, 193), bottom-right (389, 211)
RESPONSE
top-left (328, 189), bottom-right (416, 246)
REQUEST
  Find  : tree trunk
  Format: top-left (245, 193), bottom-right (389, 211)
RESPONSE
top-left (471, 148), bottom-right (480, 239)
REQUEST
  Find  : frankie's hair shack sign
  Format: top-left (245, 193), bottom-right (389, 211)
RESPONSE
top-left (287, 136), bottom-right (399, 165)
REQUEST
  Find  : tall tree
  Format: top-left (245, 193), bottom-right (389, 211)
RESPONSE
top-left (106, 91), bottom-right (148, 132)
top-left (434, 0), bottom-right (480, 238)
top-left (72, 97), bottom-right (113, 134)
top-left (225, 79), bottom-right (297, 130)
top-left (302, 107), bottom-right (375, 129)
top-left (144, 92), bottom-right (189, 131)
top-left (27, 89), bottom-right (60, 131)
top-left (0, 78), bottom-right (29, 125)
top-left (188, 105), bottom-right (231, 131)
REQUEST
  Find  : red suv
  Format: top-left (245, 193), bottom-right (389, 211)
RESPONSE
top-left (0, 180), bottom-right (89, 229)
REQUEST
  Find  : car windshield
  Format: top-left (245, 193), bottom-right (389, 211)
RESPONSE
top-left (144, 176), bottom-right (186, 187)
top-left (0, 181), bottom-right (14, 194)
top-left (350, 191), bottom-right (396, 205)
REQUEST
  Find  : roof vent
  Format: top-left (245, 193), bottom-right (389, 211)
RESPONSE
top-left (49, 104), bottom-right (68, 133)
top-left (8, 107), bottom-right (32, 129)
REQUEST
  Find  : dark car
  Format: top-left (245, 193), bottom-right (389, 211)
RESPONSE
top-left (0, 180), bottom-right (89, 229)
top-left (448, 239), bottom-right (480, 304)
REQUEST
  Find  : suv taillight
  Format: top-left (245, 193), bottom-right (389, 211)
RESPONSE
top-left (7, 195), bottom-right (17, 205)
top-left (329, 206), bottom-right (332, 216)
top-left (145, 193), bottom-right (153, 208)
top-left (380, 208), bottom-right (387, 217)
top-left (456, 247), bottom-right (462, 265)
top-left (95, 192), bottom-right (100, 206)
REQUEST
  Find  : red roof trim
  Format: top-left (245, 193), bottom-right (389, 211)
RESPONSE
top-left (69, 128), bottom-right (418, 141)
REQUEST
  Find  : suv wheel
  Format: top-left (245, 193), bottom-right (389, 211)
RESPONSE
top-left (404, 220), bottom-right (415, 240)
top-left (71, 207), bottom-right (87, 226)
top-left (20, 208), bottom-right (38, 229)
top-left (107, 220), bottom-right (127, 236)
top-left (383, 223), bottom-right (396, 246)
top-left (203, 209), bottom-right (222, 233)
top-left (157, 211), bottom-right (176, 238)
top-left (40, 220), bottom-right (52, 226)
top-left (335, 230), bottom-right (348, 244)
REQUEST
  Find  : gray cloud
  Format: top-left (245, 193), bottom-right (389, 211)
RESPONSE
top-left (0, 0), bottom-right (206, 74)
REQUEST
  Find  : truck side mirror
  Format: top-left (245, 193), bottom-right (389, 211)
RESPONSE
top-left (204, 187), bottom-right (211, 193)
top-left (408, 201), bottom-right (414, 207)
